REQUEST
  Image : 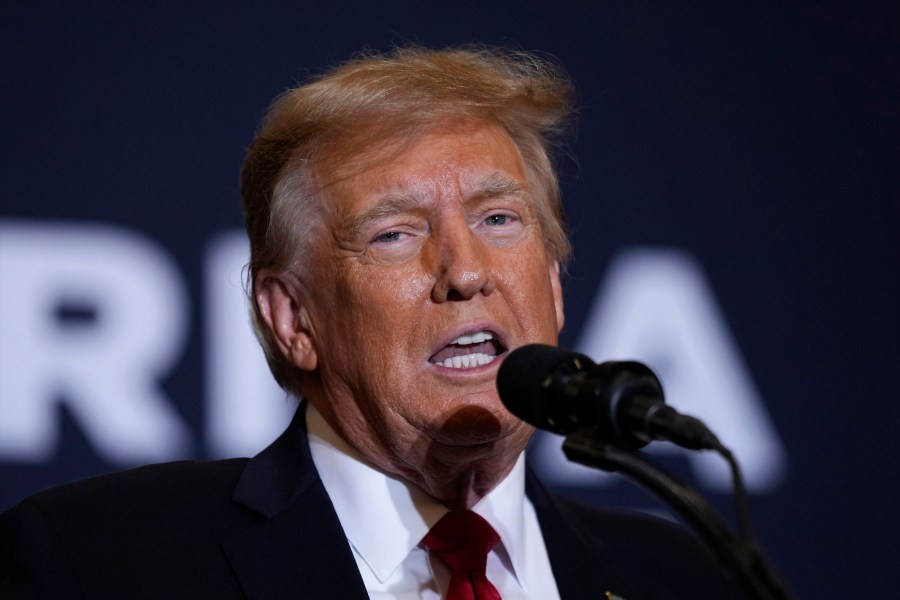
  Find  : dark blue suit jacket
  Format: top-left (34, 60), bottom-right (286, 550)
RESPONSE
top-left (0, 407), bottom-right (744, 599)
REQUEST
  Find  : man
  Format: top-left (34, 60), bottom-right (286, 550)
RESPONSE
top-left (1, 46), bottom-right (744, 598)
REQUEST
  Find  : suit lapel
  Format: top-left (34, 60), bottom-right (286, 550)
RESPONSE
top-left (526, 468), bottom-right (636, 600)
top-left (222, 405), bottom-right (368, 599)
top-left (222, 406), bottom-right (647, 599)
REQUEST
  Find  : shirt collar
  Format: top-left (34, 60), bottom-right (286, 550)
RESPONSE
top-left (305, 403), bottom-right (528, 586)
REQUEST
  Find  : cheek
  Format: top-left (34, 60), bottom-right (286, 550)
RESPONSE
top-left (393, 267), bottom-right (434, 305)
top-left (336, 264), bottom-right (433, 336)
top-left (498, 248), bottom-right (553, 296)
top-left (497, 253), bottom-right (560, 323)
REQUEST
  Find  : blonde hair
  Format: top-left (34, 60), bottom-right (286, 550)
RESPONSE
top-left (241, 45), bottom-right (575, 396)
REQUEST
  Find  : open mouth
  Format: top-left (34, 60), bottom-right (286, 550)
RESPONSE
top-left (429, 330), bottom-right (507, 369)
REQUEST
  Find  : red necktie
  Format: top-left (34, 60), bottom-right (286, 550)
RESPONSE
top-left (422, 510), bottom-right (502, 600)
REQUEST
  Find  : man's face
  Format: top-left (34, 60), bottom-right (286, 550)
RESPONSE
top-left (289, 120), bottom-right (564, 498)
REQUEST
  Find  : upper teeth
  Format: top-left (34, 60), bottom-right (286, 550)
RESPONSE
top-left (450, 331), bottom-right (493, 345)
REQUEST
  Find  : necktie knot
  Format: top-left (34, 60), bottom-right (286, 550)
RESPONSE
top-left (422, 510), bottom-right (501, 599)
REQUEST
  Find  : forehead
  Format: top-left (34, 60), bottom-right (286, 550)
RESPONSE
top-left (317, 121), bottom-right (529, 216)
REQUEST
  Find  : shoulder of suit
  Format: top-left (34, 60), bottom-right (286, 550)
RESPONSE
top-left (554, 494), bottom-right (712, 558)
top-left (5, 458), bottom-right (253, 530)
top-left (0, 459), bottom-right (264, 597)
top-left (550, 494), bottom-right (748, 597)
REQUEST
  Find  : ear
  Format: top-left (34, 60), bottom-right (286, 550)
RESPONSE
top-left (549, 260), bottom-right (565, 333)
top-left (255, 270), bottom-right (318, 372)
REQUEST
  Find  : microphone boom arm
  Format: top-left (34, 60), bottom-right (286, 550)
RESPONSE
top-left (562, 431), bottom-right (794, 600)
top-left (497, 344), bottom-right (793, 598)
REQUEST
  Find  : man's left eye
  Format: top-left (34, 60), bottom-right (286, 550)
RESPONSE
top-left (484, 214), bottom-right (511, 226)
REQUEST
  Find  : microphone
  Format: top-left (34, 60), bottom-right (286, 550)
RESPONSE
top-left (497, 344), bottom-right (719, 450)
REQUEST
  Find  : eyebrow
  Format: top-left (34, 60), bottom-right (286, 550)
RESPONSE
top-left (467, 172), bottom-right (527, 203)
top-left (342, 193), bottom-right (425, 243)
top-left (341, 172), bottom-right (528, 242)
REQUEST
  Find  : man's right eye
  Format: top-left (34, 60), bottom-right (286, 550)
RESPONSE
top-left (375, 231), bottom-right (404, 243)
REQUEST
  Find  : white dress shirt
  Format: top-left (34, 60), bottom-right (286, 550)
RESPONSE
top-left (305, 404), bottom-right (562, 599)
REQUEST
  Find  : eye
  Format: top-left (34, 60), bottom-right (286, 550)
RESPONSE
top-left (484, 214), bottom-right (513, 226)
top-left (475, 209), bottom-right (524, 248)
top-left (375, 231), bottom-right (404, 243)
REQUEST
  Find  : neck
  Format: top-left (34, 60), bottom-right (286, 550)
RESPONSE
top-left (411, 453), bottom-right (521, 509)
top-left (308, 397), bottom-right (530, 509)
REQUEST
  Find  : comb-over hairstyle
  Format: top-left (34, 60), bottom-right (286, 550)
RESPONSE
top-left (241, 45), bottom-right (576, 396)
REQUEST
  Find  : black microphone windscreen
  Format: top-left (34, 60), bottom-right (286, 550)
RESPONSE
top-left (497, 344), bottom-right (593, 431)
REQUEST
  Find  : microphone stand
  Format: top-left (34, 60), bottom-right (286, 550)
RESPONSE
top-left (562, 431), bottom-right (794, 600)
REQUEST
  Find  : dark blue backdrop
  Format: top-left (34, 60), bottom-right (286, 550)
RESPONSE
top-left (2, 1), bottom-right (899, 597)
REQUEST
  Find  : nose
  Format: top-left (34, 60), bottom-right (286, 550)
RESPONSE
top-left (431, 222), bottom-right (495, 303)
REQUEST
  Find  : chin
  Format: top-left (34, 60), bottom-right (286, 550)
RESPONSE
top-left (429, 403), bottom-right (527, 446)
